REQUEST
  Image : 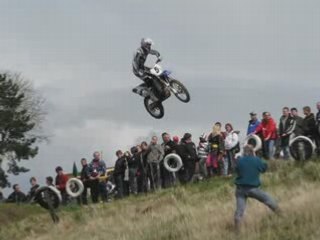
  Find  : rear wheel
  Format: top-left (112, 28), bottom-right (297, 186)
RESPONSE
top-left (169, 79), bottom-right (190, 103)
top-left (144, 97), bottom-right (164, 119)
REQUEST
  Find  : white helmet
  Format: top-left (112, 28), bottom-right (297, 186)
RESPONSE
top-left (141, 38), bottom-right (153, 51)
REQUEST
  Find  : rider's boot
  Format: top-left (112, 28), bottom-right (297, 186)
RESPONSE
top-left (132, 85), bottom-right (148, 97)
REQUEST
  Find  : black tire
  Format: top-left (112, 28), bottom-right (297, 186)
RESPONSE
top-left (169, 79), bottom-right (190, 103)
top-left (144, 97), bottom-right (164, 119)
top-left (35, 186), bottom-right (61, 210)
top-left (289, 136), bottom-right (314, 161)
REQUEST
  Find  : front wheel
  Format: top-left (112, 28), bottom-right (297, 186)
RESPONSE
top-left (144, 97), bottom-right (164, 119)
top-left (169, 79), bottom-right (190, 103)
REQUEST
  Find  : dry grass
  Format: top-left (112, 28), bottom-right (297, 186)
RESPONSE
top-left (1, 159), bottom-right (320, 240)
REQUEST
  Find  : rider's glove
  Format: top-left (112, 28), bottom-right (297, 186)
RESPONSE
top-left (138, 70), bottom-right (145, 77)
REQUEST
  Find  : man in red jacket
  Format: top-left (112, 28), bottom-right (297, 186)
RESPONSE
top-left (55, 166), bottom-right (69, 204)
top-left (254, 112), bottom-right (278, 160)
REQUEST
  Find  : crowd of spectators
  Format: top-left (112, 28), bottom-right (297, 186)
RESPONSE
top-left (1, 103), bottom-right (319, 205)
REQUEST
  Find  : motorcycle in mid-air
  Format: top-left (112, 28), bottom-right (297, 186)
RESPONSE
top-left (132, 62), bottom-right (190, 119)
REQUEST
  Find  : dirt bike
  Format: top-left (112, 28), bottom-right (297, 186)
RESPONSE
top-left (132, 62), bottom-right (190, 119)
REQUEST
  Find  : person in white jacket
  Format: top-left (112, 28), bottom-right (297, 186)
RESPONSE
top-left (224, 123), bottom-right (239, 176)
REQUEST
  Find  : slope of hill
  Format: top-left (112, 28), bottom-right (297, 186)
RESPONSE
top-left (1, 159), bottom-right (320, 240)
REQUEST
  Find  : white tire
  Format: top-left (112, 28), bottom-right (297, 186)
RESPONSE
top-left (289, 136), bottom-right (315, 161)
top-left (244, 134), bottom-right (262, 152)
top-left (66, 178), bottom-right (84, 198)
top-left (164, 153), bottom-right (183, 172)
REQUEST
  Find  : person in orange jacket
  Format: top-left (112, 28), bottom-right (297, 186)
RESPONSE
top-left (254, 112), bottom-right (278, 160)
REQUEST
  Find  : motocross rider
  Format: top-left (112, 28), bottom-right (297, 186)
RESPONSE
top-left (132, 38), bottom-right (163, 100)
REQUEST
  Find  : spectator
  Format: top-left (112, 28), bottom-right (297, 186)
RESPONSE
top-left (291, 107), bottom-right (304, 137)
top-left (254, 112), bottom-right (277, 160)
top-left (140, 141), bottom-right (150, 192)
top-left (224, 123), bottom-right (239, 176)
top-left (0, 191), bottom-right (3, 202)
top-left (114, 150), bottom-right (127, 199)
top-left (55, 166), bottom-right (69, 204)
top-left (207, 123), bottom-right (225, 176)
top-left (123, 151), bottom-right (131, 196)
top-left (316, 102), bottom-right (320, 156)
top-left (302, 106), bottom-right (317, 140)
top-left (89, 151), bottom-right (108, 203)
top-left (79, 158), bottom-right (90, 205)
top-left (137, 142), bottom-right (150, 193)
top-left (128, 146), bottom-right (139, 195)
top-left (161, 132), bottom-right (177, 188)
top-left (147, 136), bottom-right (164, 190)
top-left (278, 107), bottom-right (296, 160)
top-left (27, 177), bottom-right (40, 202)
top-left (234, 145), bottom-right (280, 231)
top-left (179, 133), bottom-right (198, 183)
top-left (197, 133), bottom-right (209, 179)
top-left (46, 176), bottom-right (55, 186)
top-left (6, 184), bottom-right (27, 204)
top-left (247, 112), bottom-right (260, 135)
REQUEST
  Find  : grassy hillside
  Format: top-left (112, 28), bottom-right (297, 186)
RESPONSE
top-left (1, 159), bottom-right (320, 240)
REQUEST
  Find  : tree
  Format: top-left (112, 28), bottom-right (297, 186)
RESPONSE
top-left (72, 162), bottom-right (78, 177)
top-left (0, 73), bottom-right (46, 188)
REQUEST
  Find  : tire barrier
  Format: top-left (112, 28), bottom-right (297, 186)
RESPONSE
top-left (164, 153), bottom-right (183, 172)
top-left (244, 134), bottom-right (262, 152)
top-left (35, 186), bottom-right (62, 210)
top-left (289, 136), bottom-right (315, 161)
top-left (66, 178), bottom-right (84, 198)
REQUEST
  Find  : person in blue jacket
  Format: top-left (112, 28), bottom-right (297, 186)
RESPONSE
top-left (234, 144), bottom-right (280, 231)
top-left (247, 112), bottom-right (260, 135)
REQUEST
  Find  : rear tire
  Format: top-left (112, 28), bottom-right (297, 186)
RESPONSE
top-left (169, 79), bottom-right (190, 103)
top-left (144, 97), bottom-right (164, 119)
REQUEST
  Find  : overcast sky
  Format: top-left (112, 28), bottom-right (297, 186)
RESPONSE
top-left (0, 0), bottom-right (319, 194)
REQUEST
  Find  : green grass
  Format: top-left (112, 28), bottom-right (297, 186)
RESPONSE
top-left (0, 204), bottom-right (45, 226)
top-left (1, 158), bottom-right (320, 240)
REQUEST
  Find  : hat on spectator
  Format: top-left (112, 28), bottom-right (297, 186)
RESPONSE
top-left (55, 166), bottom-right (63, 172)
top-left (173, 136), bottom-right (179, 143)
